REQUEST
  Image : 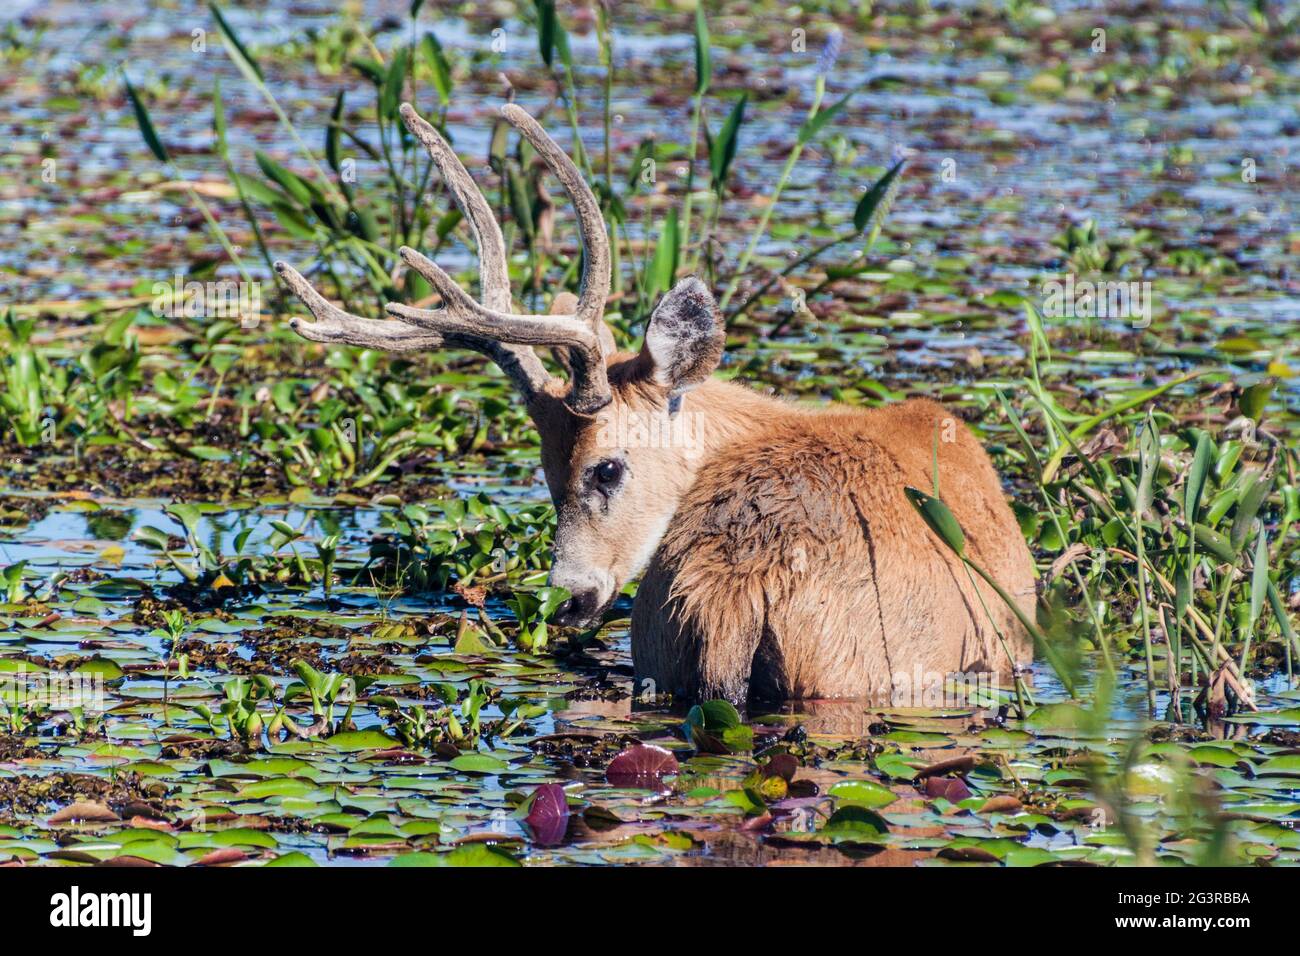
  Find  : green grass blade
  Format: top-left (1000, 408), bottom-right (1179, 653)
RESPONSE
top-left (121, 72), bottom-right (170, 164)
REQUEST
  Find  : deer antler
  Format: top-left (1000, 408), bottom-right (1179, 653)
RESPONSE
top-left (275, 101), bottom-right (613, 415)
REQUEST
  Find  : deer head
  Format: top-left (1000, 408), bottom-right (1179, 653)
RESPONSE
top-left (276, 102), bottom-right (725, 628)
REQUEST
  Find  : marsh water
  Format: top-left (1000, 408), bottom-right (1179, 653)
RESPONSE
top-left (1, 0), bottom-right (1298, 866)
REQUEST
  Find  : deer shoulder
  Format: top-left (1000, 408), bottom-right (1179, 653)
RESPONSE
top-left (632, 397), bottom-right (1035, 703)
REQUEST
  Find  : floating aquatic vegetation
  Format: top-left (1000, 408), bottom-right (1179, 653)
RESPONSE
top-left (0, 0), bottom-right (1297, 869)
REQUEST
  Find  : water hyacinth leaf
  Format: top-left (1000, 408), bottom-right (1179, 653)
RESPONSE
top-left (1185, 432), bottom-right (1214, 521)
top-left (209, 3), bottom-right (264, 82)
top-left (165, 502), bottom-right (202, 538)
top-left (708, 94), bottom-right (746, 192)
top-left (448, 753), bottom-right (508, 774)
top-left (327, 729), bottom-right (400, 751)
top-left (132, 526), bottom-right (172, 550)
top-left (725, 730), bottom-right (764, 759)
top-left (693, 4), bottom-right (711, 95)
top-left (392, 845), bottom-right (521, 867)
top-left (695, 699), bottom-right (741, 730)
top-left (904, 487), bottom-right (965, 556)
top-left (1025, 701), bottom-right (1090, 729)
top-left (535, 0), bottom-right (557, 68)
top-left (1255, 755), bottom-right (1300, 777)
top-left (447, 845), bottom-right (522, 867)
top-left (1136, 410), bottom-right (1159, 514)
top-left (823, 260), bottom-right (875, 281)
top-left (1004, 846), bottom-right (1060, 867)
top-left (874, 753), bottom-right (920, 780)
top-left (683, 699), bottom-right (742, 750)
top-left (380, 45), bottom-right (408, 122)
top-left (203, 828), bottom-right (279, 850)
top-left (291, 660), bottom-right (325, 694)
top-left (853, 157), bottom-right (906, 234)
top-left (268, 519), bottom-right (303, 549)
top-left (422, 32), bottom-right (453, 106)
top-left (121, 73), bottom-right (170, 164)
top-left (1193, 524), bottom-right (1237, 563)
top-left (645, 208), bottom-right (679, 300)
top-left (1231, 466), bottom-right (1273, 551)
top-left (536, 586), bottom-right (571, 621)
top-left (325, 90), bottom-right (344, 174)
top-left (797, 83), bottom-right (862, 146)
top-left (1249, 526), bottom-right (1269, 628)
top-left (76, 658), bottom-right (125, 680)
top-left (1239, 380), bottom-right (1273, 422)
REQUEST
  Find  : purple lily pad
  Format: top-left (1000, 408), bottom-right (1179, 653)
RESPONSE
top-left (923, 776), bottom-right (973, 803)
top-left (604, 743), bottom-right (679, 789)
top-left (525, 783), bottom-right (571, 846)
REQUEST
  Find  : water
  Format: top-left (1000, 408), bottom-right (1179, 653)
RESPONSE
top-left (1, 0), bottom-right (1298, 867)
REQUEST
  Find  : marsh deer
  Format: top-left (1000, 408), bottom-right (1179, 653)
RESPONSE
top-left (276, 102), bottom-right (1037, 705)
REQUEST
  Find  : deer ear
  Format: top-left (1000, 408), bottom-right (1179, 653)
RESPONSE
top-left (642, 277), bottom-right (724, 395)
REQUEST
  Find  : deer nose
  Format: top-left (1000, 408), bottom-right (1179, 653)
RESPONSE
top-left (553, 589), bottom-right (601, 628)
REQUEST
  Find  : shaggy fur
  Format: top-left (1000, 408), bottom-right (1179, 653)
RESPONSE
top-left (532, 350), bottom-right (1036, 704)
top-left (626, 381), bottom-right (1036, 704)
top-left (521, 279), bottom-right (1035, 706)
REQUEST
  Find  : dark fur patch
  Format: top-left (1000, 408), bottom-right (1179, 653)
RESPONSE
top-left (748, 620), bottom-right (789, 704)
top-left (649, 277), bottom-right (725, 392)
top-left (660, 285), bottom-right (716, 335)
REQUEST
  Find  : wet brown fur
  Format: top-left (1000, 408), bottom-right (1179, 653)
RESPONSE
top-left (533, 352), bottom-right (1036, 704)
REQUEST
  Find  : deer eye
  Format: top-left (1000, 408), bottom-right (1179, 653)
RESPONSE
top-left (593, 459), bottom-right (623, 487)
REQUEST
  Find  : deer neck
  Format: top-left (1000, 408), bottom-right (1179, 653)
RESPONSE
top-left (676, 377), bottom-right (792, 476)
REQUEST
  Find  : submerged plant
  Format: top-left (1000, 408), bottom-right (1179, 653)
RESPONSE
top-left (504, 586), bottom-right (570, 651)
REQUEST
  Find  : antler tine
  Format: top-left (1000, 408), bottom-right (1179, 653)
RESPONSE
top-left (388, 247), bottom-right (610, 415)
top-left (277, 257), bottom-right (564, 394)
top-left (499, 103), bottom-right (611, 336)
top-left (397, 103), bottom-right (511, 314)
top-left (393, 103), bottom-right (614, 415)
top-left (274, 260), bottom-right (446, 351)
top-left (278, 102), bottom-right (614, 415)
top-left (398, 102), bottom-right (548, 396)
